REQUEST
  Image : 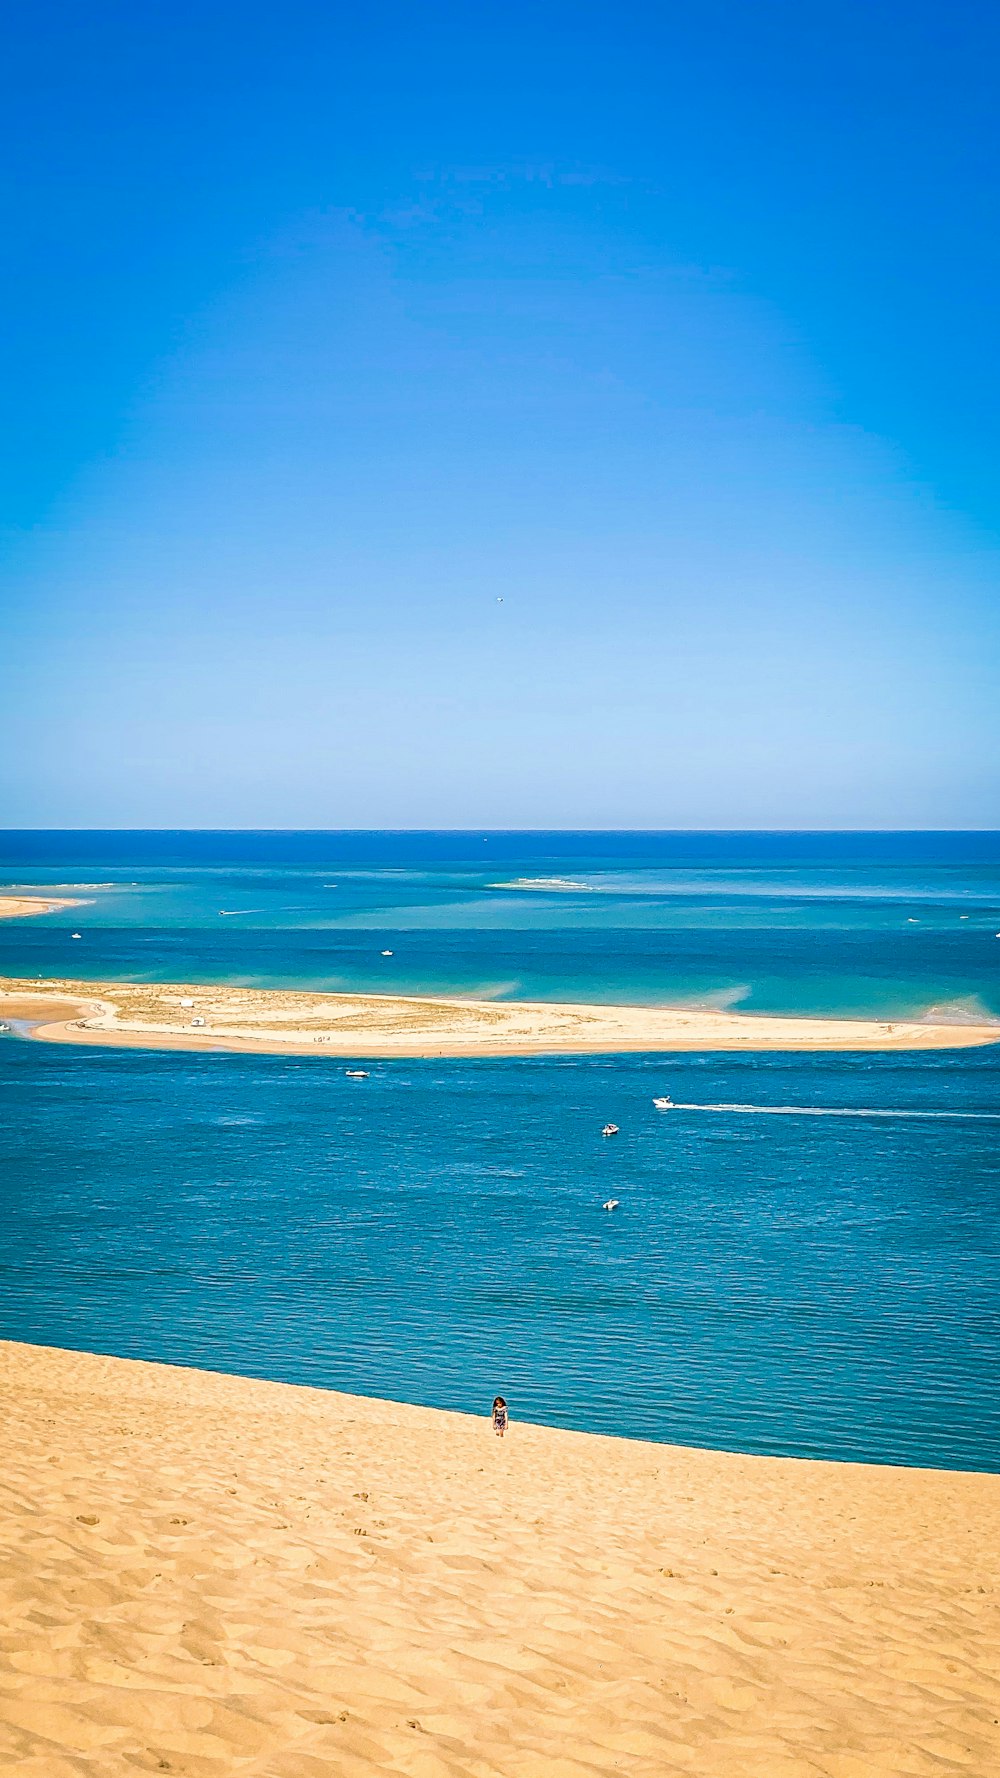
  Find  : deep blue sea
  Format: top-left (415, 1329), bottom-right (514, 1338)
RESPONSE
top-left (2, 831), bottom-right (999, 1470)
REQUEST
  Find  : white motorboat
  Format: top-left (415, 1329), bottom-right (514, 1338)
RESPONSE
top-left (601, 1122), bottom-right (619, 1136)
top-left (652, 1096), bottom-right (674, 1109)
top-left (345, 1069), bottom-right (370, 1079)
top-left (602, 1198), bottom-right (620, 1212)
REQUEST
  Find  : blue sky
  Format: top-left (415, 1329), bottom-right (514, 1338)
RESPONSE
top-left (2, 1), bottom-right (998, 827)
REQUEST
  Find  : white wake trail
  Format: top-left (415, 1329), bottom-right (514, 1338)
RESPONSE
top-left (662, 1103), bottom-right (1000, 1121)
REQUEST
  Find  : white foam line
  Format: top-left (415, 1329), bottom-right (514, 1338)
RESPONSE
top-left (663, 1103), bottom-right (1000, 1121)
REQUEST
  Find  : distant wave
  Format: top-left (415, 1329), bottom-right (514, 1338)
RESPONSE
top-left (489, 878), bottom-right (595, 892)
top-left (499, 871), bottom-right (1000, 904)
top-left (462, 981), bottom-right (523, 1001)
top-left (4, 884), bottom-right (101, 899)
top-left (919, 997), bottom-right (1000, 1027)
top-left (672, 984), bottom-right (752, 1012)
top-left (659, 1102), bottom-right (1000, 1122)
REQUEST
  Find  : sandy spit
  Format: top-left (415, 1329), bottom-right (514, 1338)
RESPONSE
top-left (1, 1340), bottom-right (997, 1777)
top-left (1, 975), bottom-right (997, 1056)
top-left (0, 896), bottom-right (82, 920)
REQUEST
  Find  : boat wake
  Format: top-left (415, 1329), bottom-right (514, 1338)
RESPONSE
top-left (661, 1102), bottom-right (1000, 1121)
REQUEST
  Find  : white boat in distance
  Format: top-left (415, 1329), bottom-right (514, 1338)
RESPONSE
top-left (601, 1122), bottom-right (619, 1136)
top-left (652, 1097), bottom-right (674, 1109)
top-left (345, 1069), bottom-right (370, 1079)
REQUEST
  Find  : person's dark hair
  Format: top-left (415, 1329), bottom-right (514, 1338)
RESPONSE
top-left (493, 1395), bottom-right (506, 1409)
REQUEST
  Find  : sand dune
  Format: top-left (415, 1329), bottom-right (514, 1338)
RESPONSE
top-left (2, 974), bottom-right (997, 1055)
top-left (1, 1341), bottom-right (998, 1776)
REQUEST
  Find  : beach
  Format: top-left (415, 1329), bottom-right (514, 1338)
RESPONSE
top-left (2, 1339), bottom-right (997, 1777)
top-left (2, 975), bottom-right (997, 1056)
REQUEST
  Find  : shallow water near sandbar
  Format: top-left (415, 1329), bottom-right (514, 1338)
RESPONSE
top-left (3, 827), bottom-right (1000, 1021)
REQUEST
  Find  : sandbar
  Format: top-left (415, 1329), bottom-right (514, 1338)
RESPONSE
top-left (0, 973), bottom-right (997, 1055)
top-left (1, 1338), bottom-right (997, 1775)
top-left (0, 895), bottom-right (82, 920)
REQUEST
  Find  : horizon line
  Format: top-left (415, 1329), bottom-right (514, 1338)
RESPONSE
top-left (1, 827), bottom-right (998, 839)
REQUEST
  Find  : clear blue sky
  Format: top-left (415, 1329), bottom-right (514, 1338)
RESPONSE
top-left (2, 1), bottom-right (998, 828)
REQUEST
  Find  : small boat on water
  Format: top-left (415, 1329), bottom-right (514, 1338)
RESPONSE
top-left (601, 1122), bottom-right (619, 1136)
top-left (345, 1069), bottom-right (370, 1079)
top-left (652, 1097), bottom-right (674, 1109)
top-left (0, 1022), bottom-right (10, 1034)
top-left (602, 1198), bottom-right (620, 1212)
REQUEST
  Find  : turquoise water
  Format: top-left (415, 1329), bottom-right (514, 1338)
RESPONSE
top-left (3, 829), bottom-right (1000, 1019)
top-left (2, 832), bottom-right (999, 1470)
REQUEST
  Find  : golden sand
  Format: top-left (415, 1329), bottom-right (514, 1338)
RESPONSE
top-left (1, 1341), bottom-right (997, 1776)
top-left (0, 896), bottom-right (81, 921)
top-left (1, 975), bottom-right (996, 1056)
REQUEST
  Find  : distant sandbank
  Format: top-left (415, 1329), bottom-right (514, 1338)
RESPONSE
top-left (0, 894), bottom-right (83, 920)
top-left (2, 1338), bottom-right (998, 1775)
top-left (1, 974), bottom-right (996, 1054)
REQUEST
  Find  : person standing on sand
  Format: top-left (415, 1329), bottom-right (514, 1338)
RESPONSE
top-left (492, 1396), bottom-right (508, 1438)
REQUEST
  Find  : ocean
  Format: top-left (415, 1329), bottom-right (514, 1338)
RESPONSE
top-left (2, 831), bottom-right (999, 1470)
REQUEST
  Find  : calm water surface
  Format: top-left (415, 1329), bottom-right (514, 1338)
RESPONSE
top-left (2, 832), bottom-right (998, 1470)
